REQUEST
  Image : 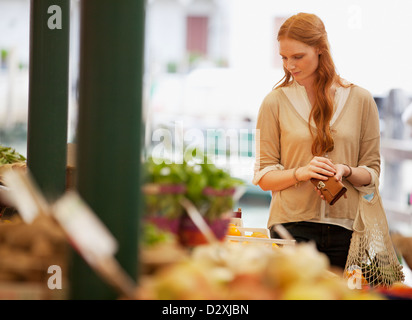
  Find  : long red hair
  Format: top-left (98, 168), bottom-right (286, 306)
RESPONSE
top-left (276, 13), bottom-right (350, 156)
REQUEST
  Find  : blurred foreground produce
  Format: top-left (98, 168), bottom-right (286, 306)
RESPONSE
top-left (0, 215), bottom-right (69, 299)
top-left (137, 242), bottom-right (385, 300)
top-left (139, 221), bottom-right (188, 275)
top-left (375, 282), bottom-right (412, 299)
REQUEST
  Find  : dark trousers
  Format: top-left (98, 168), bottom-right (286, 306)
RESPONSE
top-left (271, 221), bottom-right (353, 270)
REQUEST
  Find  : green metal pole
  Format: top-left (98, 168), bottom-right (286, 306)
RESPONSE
top-left (71, 0), bottom-right (146, 299)
top-left (27, 0), bottom-right (70, 201)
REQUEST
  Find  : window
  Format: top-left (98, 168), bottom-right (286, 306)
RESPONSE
top-left (186, 16), bottom-right (209, 55)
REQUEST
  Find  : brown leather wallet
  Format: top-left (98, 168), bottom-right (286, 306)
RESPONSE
top-left (310, 176), bottom-right (347, 205)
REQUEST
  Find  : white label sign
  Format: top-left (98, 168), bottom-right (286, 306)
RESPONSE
top-left (53, 191), bottom-right (118, 266)
top-left (2, 170), bottom-right (49, 223)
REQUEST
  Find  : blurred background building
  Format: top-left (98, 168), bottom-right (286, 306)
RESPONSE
top-left (1, 0), bottom-right (412, 233)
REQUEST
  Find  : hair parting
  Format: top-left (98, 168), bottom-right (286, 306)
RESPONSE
top-left (275, 12), bottom-right (351, 156)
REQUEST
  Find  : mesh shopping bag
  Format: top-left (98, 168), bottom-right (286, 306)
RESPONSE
top-left (344, 172), bottom-right (404, 288)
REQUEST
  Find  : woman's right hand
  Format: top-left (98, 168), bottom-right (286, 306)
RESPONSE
top-left (295, 156), bottom-right (336, 182)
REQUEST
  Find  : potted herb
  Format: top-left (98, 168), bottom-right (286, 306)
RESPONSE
top-left (142, 157), bottom-right (244, 246)
top-left (142, 159), bottom-right (188, 234)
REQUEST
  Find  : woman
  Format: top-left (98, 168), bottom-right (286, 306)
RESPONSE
top-left (253, 12), bottom-right (381, 269)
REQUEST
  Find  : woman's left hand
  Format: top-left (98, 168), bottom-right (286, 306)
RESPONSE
top-left (333, 163), bottom-right (349, 182)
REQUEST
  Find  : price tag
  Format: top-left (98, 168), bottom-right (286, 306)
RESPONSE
top-left (53, 192), bottom-right (136, 298)
top-left (1, 170), bottom-right (49, 223)
top-left (53, 191), bottom-right (118, 266)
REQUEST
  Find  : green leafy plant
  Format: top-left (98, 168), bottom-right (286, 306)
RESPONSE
top-left (142, 157), bottom-right (244, 220)
top-left (0, 145), bottom-right (26, 165)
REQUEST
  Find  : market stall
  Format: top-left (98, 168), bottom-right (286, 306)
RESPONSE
top-left (2, 0), bottom-right (412, 302)
top-left (1, 156), bottom-right (412, 300)
top-left (136, 159), bottom-right (412, 300)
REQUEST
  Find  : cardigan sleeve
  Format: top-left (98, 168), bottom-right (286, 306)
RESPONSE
top-left (253, 91), bottom-right (284, 185)
top-left (355, 88), bottom-right (381, 191)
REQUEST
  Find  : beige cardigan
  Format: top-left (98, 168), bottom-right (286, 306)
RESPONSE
top-left (253, 81), bottom-right (381, 230)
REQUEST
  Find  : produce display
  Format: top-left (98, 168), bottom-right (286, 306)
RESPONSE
top-left (139, 204), bottom-right (412, 300)
top-left (0, 148), bottom-right (410, 300)
top-left (0, 214), bottom-right (69, 299)
top-left (137, 241), bottom-right (386, 300)
top-left (0, 145), bottom-right (27, 218)
top-left (138, 158), bottom-right (412, 300)
top-left (0, 145), bottom-right (26, 165)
